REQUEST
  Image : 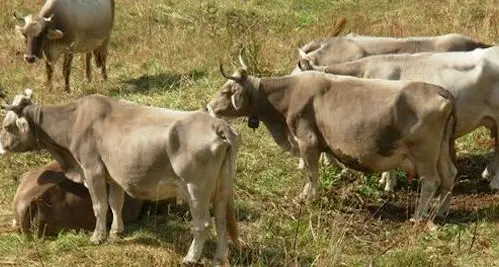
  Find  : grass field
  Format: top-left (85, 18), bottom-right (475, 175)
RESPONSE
top-left (1, 0), bottom-right (499, 266)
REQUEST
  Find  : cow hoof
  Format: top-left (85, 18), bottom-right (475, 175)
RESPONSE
top-left (90, 234), bottom-right (107, 245)
top-left (482, 168), bottom-right (491, 180)
top-left (490, 179), bottom-right (499, 190)
top-left (181, 259), bottom-right (203, 266)
top-left (109, 231), bottom-right (124, 241)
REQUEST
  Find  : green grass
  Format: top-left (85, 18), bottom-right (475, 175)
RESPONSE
top-left (0, 0), bottom-right (499, 266)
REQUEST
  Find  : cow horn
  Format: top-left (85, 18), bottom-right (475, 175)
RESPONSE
top-left (44, 14), bottom-right (54, 22)
top-left (219, 63), bottom-right (241, 82)
top-left (23, 89), bottom-right (33, 99)
top-left (13, 12), bottom-right (25, 23)
top-left (238, 48), bottom-right (248, 71)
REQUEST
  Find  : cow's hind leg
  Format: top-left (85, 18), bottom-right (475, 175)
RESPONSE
top-left (62, 52), bottom-right (74, 92)
top-left (183, 184), bottom-right (211, 264)
top-left (213, 175), bottom-right (230, 265)
top-left (379, 170), bottom-right (397, 192)
top-left (85, 52), bottom-right (93, 82)
top-left (412, 162), bottom-right (440, 221)
top-left (108, 182), bottom-right (125, 239)
top-left (84, 165), bottom-right (109, 244)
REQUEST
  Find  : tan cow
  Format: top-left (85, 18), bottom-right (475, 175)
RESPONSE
top-left (207, 59), bottom-right (457, 220)
top-left (14, 0), bottom-right (115, 92)
top-left (12, 161), bottom-right (144, 237)
top-left (293, 33), bottom-right (491, 73)
top-left (0, 89), bottom-right (239, 266)
top-left (298, 46), bottom-right (499, 191)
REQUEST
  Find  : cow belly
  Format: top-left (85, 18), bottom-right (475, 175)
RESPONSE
top-left (121, 176), bottom-right (187, 202)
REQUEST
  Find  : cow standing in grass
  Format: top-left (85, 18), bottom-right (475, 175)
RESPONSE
top-left (0, 90), bottom-right (240, 266)
top-left (298, 46), bottom-right (499, 191)
top-left (14, 0), bottom-right (115, 92)
top-left (207, 57), bottom-right (456, 220)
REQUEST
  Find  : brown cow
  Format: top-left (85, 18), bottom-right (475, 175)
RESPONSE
top-left (14, 0), bottom-right (115, 92)
top-left (12, 161), bottom-right (144, 237)
top-left (207, 57), bottom-right (457, 221)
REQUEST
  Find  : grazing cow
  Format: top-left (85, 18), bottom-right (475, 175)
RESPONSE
top-left (293, 33), bottom-right (491, 72)
top-left (0, 89), bottom-right (240, 266)
top-left (207, 58), bottom-right (457, 220)
top-left (12, 161), bottom-right (144, 236)
top-left (14, 0), bottom-right (115, 92)
top-left (298, 46), bottom-right (499, 191)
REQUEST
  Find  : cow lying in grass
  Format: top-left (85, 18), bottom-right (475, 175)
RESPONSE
top-left (12, 160), bottom-right (143, 237)
top-left (298, 46), bottom-right (499, 191)
top-left (0, 89), bottom-right (240, 266)
top-left (207, 56), bottom-right (456, 220)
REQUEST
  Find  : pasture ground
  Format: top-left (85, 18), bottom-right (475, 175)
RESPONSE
top-left (1, 0), bottom-right (499, 266)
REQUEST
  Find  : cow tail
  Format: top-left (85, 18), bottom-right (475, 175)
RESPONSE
top-left (216, 124), bottom-right (240, 246)
top-left (331, 17), bottom-right (347, 37)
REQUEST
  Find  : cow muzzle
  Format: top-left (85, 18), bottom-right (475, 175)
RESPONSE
top-left (23, 54), bottom-right (39, 63)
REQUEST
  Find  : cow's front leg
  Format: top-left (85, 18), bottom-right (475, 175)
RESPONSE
top-left (108, 182), bottom-right (124, 239)
top-left (62, 52), bottom-right (74, 92)
top-left (84, 167), bottom-right (108, 244)
top-left (488, 127), bottom-right (499, 188)
top-left (295, 134), bottom-right (320, 199)
top-left (44, 60), bottom-right (54, 91)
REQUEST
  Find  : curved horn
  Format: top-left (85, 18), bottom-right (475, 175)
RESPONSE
top-left (219, 63), bottom-right (241, 82)
top-left (238, 48), bottom-right (248, 71)
top-left (13, 12), bottom-right (25, 22)
top-left (1, 104), bottom-right (22, 113)
top-left (44, 14), bottom-right (54, 22)
top-left (23, 89), bottom-right (33, 99)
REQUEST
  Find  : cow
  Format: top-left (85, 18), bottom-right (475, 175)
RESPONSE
top-left (0, 89), bottom-right (240, 266)
top-left (206, 57), bottom-right (457, 221)
top-left (12, 160), bottom-right (144, 237)
top-left (297, 46), bottom-right (499, 191)
top-left (293, 33), bottom-right (491, 73)
top-left (14, 0), bottom-right (115, 92)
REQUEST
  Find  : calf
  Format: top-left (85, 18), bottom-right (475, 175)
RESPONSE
top-left (14, 0), bottom-right (115, 92)
top-left (298, 46), bottom-right (499, 191)
top-left (0, 90), bottom-right (240, 266)
top-left (207, 58), bottom-right (457, 220)
top-left (12, 161), bottom-right (144, 236)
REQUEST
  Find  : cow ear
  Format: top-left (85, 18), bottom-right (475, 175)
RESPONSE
top-left (16, 118), bottom-right (29, 134)
top-left (46, 29), bottom-right (63, 40)
top-left (231, 90), bottom-right (244, 110)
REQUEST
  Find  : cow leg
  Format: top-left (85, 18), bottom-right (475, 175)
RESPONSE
top-left (85, 52), bottom-right (93, 82)
top-left (488, 126), bottom-right (499, 188)
top-left (108, 182), bottom-right (125, 239)
top-left (213, 179), bottom-right (230, 265)
top-left (62, 53), bottom-right (74, 92)
top-left (379, 170), bottom-right (397, 192)
top-left (412, 163), bottom-right (440, 221)
top-left (435, 121), bottom-right (458, 218)
top-left (94, 39), bottom-right (109, 80)
top-left (183, 184), bottom-right (211, 264)
top-left (45, 60), bottom-right (54, 91)
top-left (84, 167), bottom-right (109, 244)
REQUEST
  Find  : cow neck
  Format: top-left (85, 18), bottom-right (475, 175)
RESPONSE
top-left (24, 103), bottom-right (74, 154)
top-left (248, 76), bottom-right (295, 152)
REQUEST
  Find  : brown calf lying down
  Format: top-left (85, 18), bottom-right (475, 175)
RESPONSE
top-left (12, 161), bottom-right (144, 236)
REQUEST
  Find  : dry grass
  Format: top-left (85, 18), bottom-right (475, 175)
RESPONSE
top-left (0, 0), bottom-right (499, 266)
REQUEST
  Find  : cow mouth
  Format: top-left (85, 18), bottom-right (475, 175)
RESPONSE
top-left (23, 54), bottom-right (39, 63)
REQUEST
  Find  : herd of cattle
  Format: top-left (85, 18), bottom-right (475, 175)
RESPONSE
top-left (2, 0), bottom-right (498, 265)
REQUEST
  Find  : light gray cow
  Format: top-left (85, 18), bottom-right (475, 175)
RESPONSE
top-left (298, 46), bottom-right (499, 191)
top-left (207, 59), bottom-right (456, 220)
top-left (14, 0), bottom-right (115, 92)
top-left (293, 33), bottom-right (491, 73)
top-left (0, 89), bottom-right (240, 266)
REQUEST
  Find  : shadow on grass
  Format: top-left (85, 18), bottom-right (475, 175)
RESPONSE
top-left (113, 69), bottom-right (206, 94)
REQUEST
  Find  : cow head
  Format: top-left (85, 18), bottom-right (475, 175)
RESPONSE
top-left (207, 51), bottom-right (258, 120)
top-left (296, 48), bottom-right (315, 72)
top-left (0, 89), bottom-right (37, 155)
top-left (14, 13), bottom-right (64, 63)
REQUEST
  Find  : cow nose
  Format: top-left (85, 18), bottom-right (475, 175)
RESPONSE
top-left (23, 54), bottom-right (37, 63)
